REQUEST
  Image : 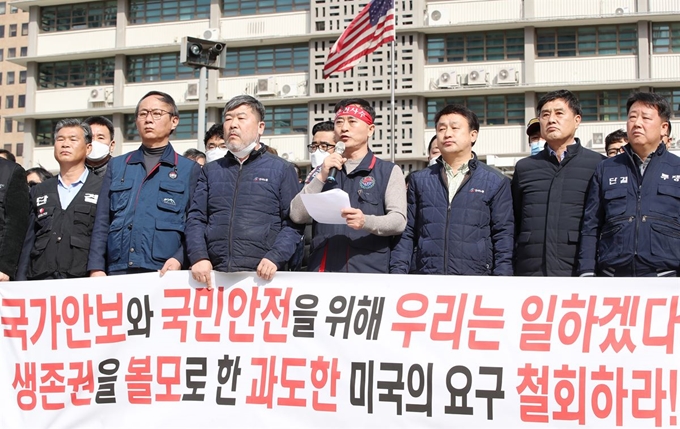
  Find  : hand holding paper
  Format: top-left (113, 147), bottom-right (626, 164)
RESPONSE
top-left (299, 189), bottom-right (352, 224)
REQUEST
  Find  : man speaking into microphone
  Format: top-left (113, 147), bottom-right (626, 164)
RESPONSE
top-left (290, 98), bottom-right (406, 272)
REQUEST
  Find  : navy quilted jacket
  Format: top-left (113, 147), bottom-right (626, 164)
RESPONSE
top-left (390, 155), bottom-right (514, 275)
top-left (185, 145), bottom-right (303, 271)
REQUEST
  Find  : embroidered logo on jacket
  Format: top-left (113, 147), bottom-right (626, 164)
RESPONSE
top-left (469, 188), bottom-right (485, 194)
top-left (37, 207), bottom-right (48, 218)
top-left (84, 193), bottom-right (99, 204)
top-left (163, 198), bottom-right (176, 206)
top-left (661, 173), bottom-right (670, 181)
top-left (254, 177), bottom-right (269, 182)
top-left (36, 195), bottom-right (48, 206)
top-left (360, 176), bottom-right (375, 189)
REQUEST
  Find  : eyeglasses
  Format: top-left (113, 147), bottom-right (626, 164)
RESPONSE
top-left (307, 142), bottom-right (335, 153)
top-left (606, 147), bottom-right (626, 157)
top-left (137, 109), bottom-right (173, 121)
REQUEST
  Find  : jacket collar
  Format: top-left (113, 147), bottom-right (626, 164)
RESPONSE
top-left (225, 142), bottom-right (267, 164)
top-left (346, 149), bottom-right (377, 176)
top-left (128, 143), bottom-right (177, 165)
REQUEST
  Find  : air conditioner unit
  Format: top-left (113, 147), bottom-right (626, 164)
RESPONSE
top-left (497, 68), bottom-right (518, 85)
top-left (186, 82), bottom-right (199, 101)
top-left (202, 28), bottom-right (220, 41)
top-left (280, 151), bottom-right (295, 161)
top-left (615, 6), bottom-right (630, 15)
top-left (89, 88), bottom-right (108, 102)
top-left (436, 72), bottom-right (459, 89)
top-left (279, 83), bottom-right (298, 97)
top-left (255, 77), bottom-right (276, 97)
top-left (426, 6), bottom-right (450, 26)
top-left (466, 69), bottom-right (488, 86)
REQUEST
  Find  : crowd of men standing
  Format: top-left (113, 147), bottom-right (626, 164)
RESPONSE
top-left (0, 88), bottom-right (677, 283)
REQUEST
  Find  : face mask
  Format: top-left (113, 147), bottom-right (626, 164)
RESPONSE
top-left (530, 140), bottom-right (545, 156)
top-left (87, 141), bottom-right (111, 161)
top-left (205, 148), bottom-right (228, 163)
top-left (228, 142), bottom-right (257, 159)
top-left (310, 149), bottom-right (330, 169)
top-left (428, 156), bottom-right (439, 167)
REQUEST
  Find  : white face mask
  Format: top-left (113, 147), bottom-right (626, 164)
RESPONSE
top-left (428, 156), bottom-right (439, 167)
top-left (228, 142), bottom-right (257, 159)
top-left (87, 141), bottom-right (111, 161)
top-left (205, 148), bottom-right (228, 163)
top-left (530, 139), bottom-right (545, 156)
top-left (310, 149), bottom-right (330, 169)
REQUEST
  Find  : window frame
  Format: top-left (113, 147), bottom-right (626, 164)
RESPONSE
top-left (222, 0), bottom-right (308, 17)
top-left (38, 57), bottom-right (115, 89)
top-left (40, 1), bottom-right (117, 33)
top-left (426, 29), bottom-right (525, 64)
top-left (128, 0), bottom-right (210, 24)
top-left (536, 25), bottom-right (638, 58)
top-left (426, 95), bottom-right (525, 126)
top-left (126, 52), bottom-right (199, 83)
top-left (222, 44), bottom-right (309, 77)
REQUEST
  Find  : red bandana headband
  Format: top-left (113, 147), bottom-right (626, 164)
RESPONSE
top-left (335, 105), bottom-right (374, 125)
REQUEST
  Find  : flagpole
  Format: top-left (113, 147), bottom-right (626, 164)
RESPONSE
top-left (390, 40), bottom-right (396, 164)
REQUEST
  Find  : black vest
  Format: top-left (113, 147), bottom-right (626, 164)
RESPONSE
top-left (308, 151), bottom-right (394, 273)
top-left (27, 174), bottom-right (103, 279)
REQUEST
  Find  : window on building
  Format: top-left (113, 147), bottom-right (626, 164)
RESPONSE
top-left (16, 143), bottom-right (23, 157)
top-left (19, 71), bottom-right (26, 83)
top-left (20, 47), bottom-right (27, 57)
top-left (537, 25), bottom-right (637, 57)
top-left (21, 23), bottom-right (28, 36)
top-left (653, 88), bottom-right (680, 118)
top-left (535, 90), bottom-right (630, 122)
top-left (17, 122), bottom-right (24, 132)
top-left (126, 53), bottom-right (198, 83)
top-left (9, 24), bottom-right (16, 37)
top-left (0, 72), bottom-right (3, 84)
top-left (7, 48), bottom-right (15, 58)
top-left (5, 119), bottom-right (13, 133)
top-left (39, 57), bottom-right (115, 88)
top-left (10, 5), bottom-right (17, 13)
top-left (129, 0), bottom-right (209, 24)
top-left (5, 95), bottom-right (13, 109)
top-left (426, 95), bottom-right (525, 126)
top-left (652, 22), bottom-right (680, 54)
top-left (222, 0), bottom-right (308, 17)
top-left (0, 2), bottom-right (5, 14)
top-left (40, 1), bottom-right (116, 33)
top-left (0, 49), bottom-right (3, 61)
top-left (0, 25), bottom-right (4, 37)
top-left (7, 71), bottom-right (14, 84)
top-left (263, 105), bottom-right (307, 135)
top-left (223, 44), bottom-right (308, 77)
top-left (36, 117), bottom-right (98, 145)
top-left (427, 30), bottom-right (524, 63)
top-left (3, 144), bottom-right (11, 152)
top-left (124, 111), bottom-right (198, 140)
top-left (18, 95), bottom-right (25, 108)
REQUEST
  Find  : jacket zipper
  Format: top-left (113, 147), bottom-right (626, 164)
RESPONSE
top-left (227, 162), bottom-right (243, 272)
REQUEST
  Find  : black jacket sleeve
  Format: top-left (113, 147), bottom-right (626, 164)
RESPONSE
top-left (0, 163), bottom-right (30, 279)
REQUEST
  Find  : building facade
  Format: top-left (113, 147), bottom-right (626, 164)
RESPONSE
top-left (8, 0), bottom-right (680, 173)
top-left (0, 1), bottom-right (29, 163)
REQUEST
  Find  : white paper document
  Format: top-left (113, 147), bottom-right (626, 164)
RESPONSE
top-left (299, 188), bottom-right (352, 224)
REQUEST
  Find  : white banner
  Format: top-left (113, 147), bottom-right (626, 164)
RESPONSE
top-left (0, 272), bottom-right (678, 428)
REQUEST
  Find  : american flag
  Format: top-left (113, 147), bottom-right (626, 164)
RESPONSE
top-left (322, 0), bottom-right (395, 78)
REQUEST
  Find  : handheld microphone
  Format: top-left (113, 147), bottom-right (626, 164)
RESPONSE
top-left (327, 141), bottom-right (346, 183)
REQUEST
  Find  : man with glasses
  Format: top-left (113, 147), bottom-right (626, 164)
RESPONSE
top-left (605, 129), bottom-right (627, 158)
top-left (203, 123), bottom-right (226, 163)
top-left (88, 91), bottom-right (201, 276)
top-left (305, 120), bottom-right (336, 182)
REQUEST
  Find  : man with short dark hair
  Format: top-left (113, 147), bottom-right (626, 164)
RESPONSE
top-left (390, 104), bottom-right (513, 275)
top-left (88, 91), bottom-right (201, 276)
top-left (290, 98), bottom-right (406, 272)
top-left (203, 123), bottom-right (226, 163)
top-left (511, 89), bottom-right (605, 276)
top-left (186, 95), bottom-right (303, 286)
top-left (18, 119), bottom-right (103, 280)
top-left (578, 92), bottom-right (679, 277)
top-left (305, 120), bottom-right (336, 183)
top-left (83, 116), bottom-right (115, 177)
top-left (605, 129), bottom-right (628, 157)
top-left (0, 156), bottom-right (29, 281)
top-left (427, 135), bottom-right (440, 165)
